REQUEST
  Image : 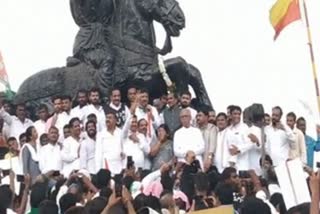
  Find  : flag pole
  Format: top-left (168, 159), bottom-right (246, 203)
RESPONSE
top-left (302, 0), bottom-right (320, 117)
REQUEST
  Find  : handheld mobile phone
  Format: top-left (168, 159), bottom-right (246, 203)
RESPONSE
top-left (17, 175), bottom-right (25, 182)
top-left (127, 156), bottom-right (134, 169)
top-left (114, 174), bottom-right (122, 197)
top-left (317, 162), bottom-right (320, 168)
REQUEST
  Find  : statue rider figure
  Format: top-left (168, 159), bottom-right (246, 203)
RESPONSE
top-left (69, 0), bottom-right (115, 96)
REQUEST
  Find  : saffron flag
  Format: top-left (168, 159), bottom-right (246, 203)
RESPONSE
top-left (269, 0), bottom-right (301, 40)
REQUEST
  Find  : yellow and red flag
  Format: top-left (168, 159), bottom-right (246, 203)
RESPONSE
top-left (269, 0), bottom-right (301, 40)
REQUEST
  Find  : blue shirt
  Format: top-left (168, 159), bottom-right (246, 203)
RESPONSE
top-left (305, 135), bottom-right (320, 167)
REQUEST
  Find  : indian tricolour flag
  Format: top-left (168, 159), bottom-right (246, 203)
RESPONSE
top-left (0, 51), bottom-right (14, 100)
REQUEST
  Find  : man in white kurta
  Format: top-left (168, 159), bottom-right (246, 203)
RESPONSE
top-left (247, 125), bottom-right (262, 175)
top-left (83, 89), bottom-right (106, 132)
top-left (70, 90), bottom-right (88, 122)
top-left (80, 120), bottom-right (97, 174)
top-left (39, 127), bottom-right (62, 174)
top-left (122, 114), bottom-right (150, 169)
top-left (51, 96), bottom-right (73, 143)
top-left (286, 112), bottom-right (307, 164)
top-left (61, 118), bottom-right (82, 177)
top-left (134, 90), bottom-right (161, 138)
top-left (95, 112), bottom-right (123, 175)
top-left (33, 104), bottom-right (49, 141)
top-left (225, 106), bottom-right (252, 171)
top-left (174, 109), bottom-right (205, 167)
top-left (265, 107), bottom-right (295, 166)
top-left (0, 104), bottom-right (33, 143)
top-left (214, 113), bottom-right (230, 173)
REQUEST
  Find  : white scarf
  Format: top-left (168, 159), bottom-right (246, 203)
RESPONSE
top-left (20, 143), bottom-right (39, 162)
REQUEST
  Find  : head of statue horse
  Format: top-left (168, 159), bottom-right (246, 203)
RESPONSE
top-left (147, 0), bottom-right (186, 37)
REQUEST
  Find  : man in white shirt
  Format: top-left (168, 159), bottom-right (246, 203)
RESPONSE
top-left (0, 103), bottom-right (33, 142)
top-left (53, 95), bottom-right (73, 142)
top-left (122, 114), bottom-right (150, 169)
top-left (33, 104), bottom-right (49, 143)
top-left (39, 126), bottom-right (62, 174)
top-left (83, 88), bottom-right (106, 132)
top-left (104, 88), bottom-right (130, 128)
top-left (246, 105), bottom-right (264, 176)
top-left (137, 118), bottom-right (155, 170)
top-left (174, 109), bottom-right (205, 167)
top-left (46, 96), bottom-right (62, 133)
top-left (214, 113), bottom-right (230, 173)
top-left (179, 91), bottom-right (197, 126)
top-left (95, 112), bottom-right (124, 175)
top-left (265, 106), bottom-right (295, 166)
top-left (134, 89), bottom-right (160, 140)
top-left (80, 120), bottom-right (97, 174)
top-left (286, 112), bottom-right (307, 164)
top-left (71, 89), bottom-right (88, 122)
top-left (61, 118), bottom-right (82, 177)
top-left (226, 105), bottom-right (252, 171)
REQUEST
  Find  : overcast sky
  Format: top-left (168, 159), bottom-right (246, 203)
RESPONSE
top-left (1, 0), bottom-right (320, 134)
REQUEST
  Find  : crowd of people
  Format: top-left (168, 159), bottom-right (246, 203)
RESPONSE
top-left (0, 86), bottom-right (320, 214)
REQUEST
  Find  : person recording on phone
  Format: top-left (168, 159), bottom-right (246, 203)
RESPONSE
top-left (265, 106), bottom-right (295, 166)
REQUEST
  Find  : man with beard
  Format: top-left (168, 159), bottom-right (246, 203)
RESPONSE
top-left (80, 120), bottom-right (97, 174)
top-left (95, 112), bottom-right (124, 175)
top-left (265, 106), bottom-right (295, 166)
top-left (179, 91), bottom-right (197, 126)
top-left (83, 88), bottom-right (106, 132)
top-left (208, 109), bottom-right (216, 125)
top-left (71, 89), bottom-right (88, 122)
top-left (39, 126), bottom-right (62, 174)
top-left (104, 88), bottom-right (130, 128)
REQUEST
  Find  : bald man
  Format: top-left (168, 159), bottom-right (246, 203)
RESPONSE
top-left (173, 109), bottom-right (205, 168)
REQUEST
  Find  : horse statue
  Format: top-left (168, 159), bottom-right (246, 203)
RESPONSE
top-left (15, 0), bottom-right (212, 110)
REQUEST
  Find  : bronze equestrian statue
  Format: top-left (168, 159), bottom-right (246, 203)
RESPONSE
top-left (15, 0), bottom-right (212, 110)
